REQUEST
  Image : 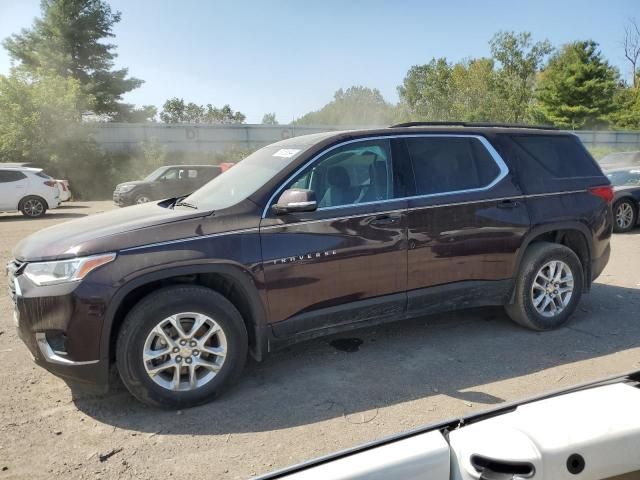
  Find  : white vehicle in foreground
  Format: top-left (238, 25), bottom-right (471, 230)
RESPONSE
top-left (0, 166), bottom-right (60, 218)
top-left (259, 371), bottom-right (640, 480)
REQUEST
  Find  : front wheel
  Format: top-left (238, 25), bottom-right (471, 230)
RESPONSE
top-left (134, 194), bottom-right (151, 205)
top-left (613, 199), bottom-right (637, 233)
top-left (505, 242), bottom-right (583, 331)
top-left (116, 285), bottom-right (248, 408)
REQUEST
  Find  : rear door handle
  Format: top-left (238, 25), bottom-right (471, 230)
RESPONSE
top-left (371, 214), bottom-right (400, 226)
top-left (497, 199), bottom-right (521, 209)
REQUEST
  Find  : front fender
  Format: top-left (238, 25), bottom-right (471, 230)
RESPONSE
top-left (100, 260), bottom-right (269, 367)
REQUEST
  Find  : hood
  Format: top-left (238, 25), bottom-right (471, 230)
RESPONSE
top-left (13, 202), bottom-right (209, 262)
top-left (116, 180), bottom-right (146, 188)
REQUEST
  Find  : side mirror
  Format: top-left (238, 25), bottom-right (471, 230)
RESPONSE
top-left (272, 188), bottom-right (317, 214)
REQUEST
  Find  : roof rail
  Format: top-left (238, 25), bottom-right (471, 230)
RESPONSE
top-left (389, 121), bottom-right (558, 130)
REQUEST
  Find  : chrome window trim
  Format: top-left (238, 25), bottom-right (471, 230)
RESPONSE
top-left (260, 189), bottom-right (588, 231)
top-left (261, 134), bottom-right (510, 218)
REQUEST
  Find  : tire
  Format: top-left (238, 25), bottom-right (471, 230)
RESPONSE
top-left (505, 242), bottom-right (583, 331)
top-left (134, 194), bottom-right (151, 205)
top-left (116, 285), bottom-right (248, 408)
top-left (613, 199), bottom-right (637, 233)
top-left (19, 196), bottom-right (47, 218)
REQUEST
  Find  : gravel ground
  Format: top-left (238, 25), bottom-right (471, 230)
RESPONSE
top-left (1, 201), bottom-right (639, 479)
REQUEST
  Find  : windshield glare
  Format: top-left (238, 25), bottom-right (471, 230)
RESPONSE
top-left (184, 145), bottom-right (305, 210)
top-left (143, 167), bottom-right (168, 182)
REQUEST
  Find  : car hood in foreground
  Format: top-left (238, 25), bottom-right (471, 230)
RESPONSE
top-left (12, 202), bottom-right (252, 262)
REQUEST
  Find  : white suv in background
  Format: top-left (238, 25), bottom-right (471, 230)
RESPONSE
top-left (0, 166), bottom-right (60, 218)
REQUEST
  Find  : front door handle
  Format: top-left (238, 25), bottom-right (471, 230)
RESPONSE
top-left (371, 214), bottom-right (400, 226)
top-left (497, 199), bottom-right (521, 209)
top-left (471, 455), bottom-right (534, 480)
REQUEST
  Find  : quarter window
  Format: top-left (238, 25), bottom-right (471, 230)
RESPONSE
top-left (405, 137), bottom-right (501, 196)
top-left (288, 139), bottom-right (395, 209)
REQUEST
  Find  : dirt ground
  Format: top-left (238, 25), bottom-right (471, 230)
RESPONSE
top-left (1, 202), bottom-right (639, 479)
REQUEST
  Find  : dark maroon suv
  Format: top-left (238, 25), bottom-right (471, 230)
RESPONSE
top-left (8, 124), bottom-right (613, 408)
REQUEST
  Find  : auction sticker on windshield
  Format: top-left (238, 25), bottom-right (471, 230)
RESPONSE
top-left (273, 149), bottom-right (300, 158)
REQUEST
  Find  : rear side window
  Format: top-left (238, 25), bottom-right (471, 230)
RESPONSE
top-left (404, 137), bottom-right (501, 196)
top-left (510, 135), bottom-right (601, 178)
top-left (35, 171), bottom-right (51, 179)
top-left (0, 170), bottom-right (27, 182)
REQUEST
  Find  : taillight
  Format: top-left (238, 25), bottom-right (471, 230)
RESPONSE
top-left (44, 180), bottom-right (57, 188)
top-left (60, 183), bottom-right (67, 191)
top-left (588, 185), bottom-right (614, 204)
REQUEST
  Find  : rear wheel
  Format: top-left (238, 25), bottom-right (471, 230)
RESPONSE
top-left (505, 242), bottom-right (583, 331)
top-left (116, 285), bottom-right (248, 408)
top-left (613, 199), bottom-right (637, 233)
top-left (19, 196), bottom-right (47, 218)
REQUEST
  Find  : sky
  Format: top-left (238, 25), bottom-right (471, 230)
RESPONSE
top-left (0, 0), bottom-right (638, 123)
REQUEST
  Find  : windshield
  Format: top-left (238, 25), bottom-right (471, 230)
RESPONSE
top-left (142, 167), bottom-right (168, 182)
top-left (607, 170), bottom-right (640, 187)
top-left (183, 145), bottom-right (305, 210)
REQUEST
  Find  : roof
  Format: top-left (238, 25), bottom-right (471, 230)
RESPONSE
top-left (271, 124), bottom-right (567, 149)
top-left (0, 165), bottom-right (43, 172)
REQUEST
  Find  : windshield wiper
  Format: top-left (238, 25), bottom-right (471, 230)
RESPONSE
top-left (174, 200), bottom-right (198, 209)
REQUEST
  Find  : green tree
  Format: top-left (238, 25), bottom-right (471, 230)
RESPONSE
top-left (203, 104), bottom-right (246, 124)
top-left (159, 97), bottom-right (186, 123)
top-left (112, 104), bottom-right (157, 122)
top-left (535, 40), bottom-right (619, 128)
top-left (295, 86), bottom-right (396, 125)
top-left (608, 85), bottom-right (640, 129)
top-left (262, 112), bottom-right (278, 125)
top-left (398, 58), bottom-right (503, 122)
top-left (0, 68), bottom-right (119, 198)
top-left (398, 58), bottom-right (454, 121)
top-left (489, 31), bottom-right (552, 122)
top-left (3, 0), bottom-right (143, 119)
top-left (159, 98), bottom-right (245, 124)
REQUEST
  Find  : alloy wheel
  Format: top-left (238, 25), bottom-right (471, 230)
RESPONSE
top-left (136, 195), bottom-right (151, 204)
top-left (23, 199), bottom-right (44, 217)
top-left (143, 312), bottom-right (227, 391)
top-left (530, 260), bottom-right (574, 318)
top-left (616, 202), bottom-right (634, 230)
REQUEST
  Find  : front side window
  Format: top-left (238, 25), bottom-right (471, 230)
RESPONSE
top-left (159, 168), bottom-right (179, 180)
top-left (0, 170), bottom-right (27, 183)
top-left (405, 136), bottom-right (501, 196)
top-left (288, 139), bottom-right (394, 209)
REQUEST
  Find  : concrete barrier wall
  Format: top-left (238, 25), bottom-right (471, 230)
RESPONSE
top-left (92, 123), bottom-right (640, 153)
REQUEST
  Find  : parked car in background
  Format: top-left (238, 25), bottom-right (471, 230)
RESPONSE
top-left (0, 166), bottom-right (60, 217)
top-left (598, 151), bottom-right (640, 170)
top-left (113, 164), bottom-right (222, 207)
top-left (55, 179), bottom-right (72, 202)
top-left (10, 124), bottom-right (613, 408)
top-left (606, 167), bottom-right (640, 232)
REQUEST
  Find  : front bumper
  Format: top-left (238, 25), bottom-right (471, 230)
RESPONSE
top-left (112, 190), bottom-right (135, 207)
top-left (591, 242), bottom-right (611, 283)
top-left (8, 260), bottom-right (109, 389)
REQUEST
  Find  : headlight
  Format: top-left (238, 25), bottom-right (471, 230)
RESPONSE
top-left (23, 253), bottom-right (116, 286)
top-left (118, 184), bottom-right (135, 193)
